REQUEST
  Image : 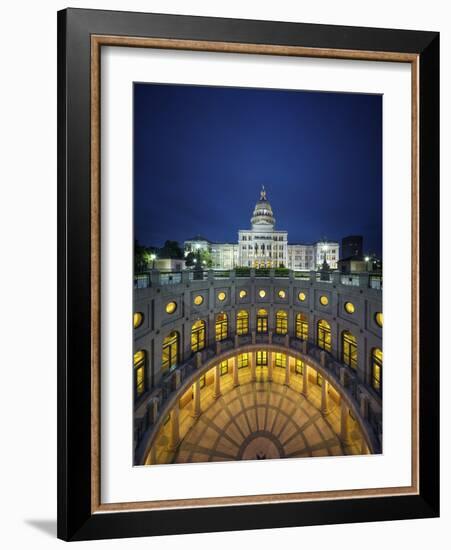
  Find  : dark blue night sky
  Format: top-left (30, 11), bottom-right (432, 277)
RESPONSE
top-left (134, 83), bottom-right (382, 256)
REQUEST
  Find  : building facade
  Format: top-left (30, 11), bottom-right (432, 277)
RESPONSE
top-left (133, 269), bottom-right (383, 465)
top-left (184, 187), bottom-right (339, 271)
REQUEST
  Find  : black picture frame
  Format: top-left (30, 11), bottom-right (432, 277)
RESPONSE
top-left (57, 8), bottom-right (439, 541)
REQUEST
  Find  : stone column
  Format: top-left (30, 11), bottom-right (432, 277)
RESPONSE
top-left (340, 399), bottom-right (351, 444)
top-left (192, 379), bottom-right (201, 418)
top-left (149, 443), bottom-right (157, 465)
top-left (360, 394), bottom-right (369, 420)
top-left (250, 351), bottom-right (256, 382)
top-left (213, 364), bottom-right (221, 399)
top-left (268, 352), bottom-right (273, 382)
top-left (302, 364), bottom-right (309, 397)
top-left (321, 379), bottom-right (330, 415)
top-left (360, 438), bottom-right (368, 455)
top-left (168, 402), bottom-right (180, 451)
top-left (284, 356), bottom-right (291, 386)
top-left (232, 356), bottom-right (239, 387)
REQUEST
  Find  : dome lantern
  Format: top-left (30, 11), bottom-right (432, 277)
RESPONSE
top-left (251, 185), bottom-right (275, 229)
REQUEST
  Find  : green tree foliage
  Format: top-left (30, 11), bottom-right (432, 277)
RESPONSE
top-left (159, 240), bottom-right (183, 260)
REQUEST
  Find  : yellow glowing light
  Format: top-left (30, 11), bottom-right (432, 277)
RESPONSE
top-left (320, 295), bottom-right (329, 306)
top-left (193, 295), bottom-right (203, 306)
top-left (259, 289), bottom-right (266, 298)
top-left (217, 291), bottom-right (226, 301)
top-left (239, 290), bottom-right (247, 299)
top-left (375, 312), bottom-right (383, 327)
top-left (165, 301), bottom-right (177, 314)
top-left (134, 350), bottom-right (145, 365)
top-left (298, 291), bottom-right (306, 302)
top-left (133, 312), bottom-right (143, 328)
top-left (278, 289), bottom-right (286, 299)
top-left (344, 302), bottom-right (355, 314)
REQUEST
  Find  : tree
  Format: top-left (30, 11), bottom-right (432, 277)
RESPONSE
top-left (134, 240), bottom-right (157, 272)
top-left (159, 240), bottom-right (183, 260)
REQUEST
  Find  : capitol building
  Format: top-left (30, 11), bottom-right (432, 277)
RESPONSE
top-left (184, 187), bottom-right (339, 271)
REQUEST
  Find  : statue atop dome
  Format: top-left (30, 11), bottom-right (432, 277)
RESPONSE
top-left (251, 186), bottom-right (275, 229)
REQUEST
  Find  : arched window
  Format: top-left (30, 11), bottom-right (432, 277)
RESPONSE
top-left (191, 320), bottom-right (206, 353)
top-left (133, 350), bottom-right (147, 398)
top-left (257, 309), bottom-right (268, 333)
top-left (317, 320), bottom-right (331, 352)
top-left (296, 313), bottom-right (308, 340)
top-left (162, 331), bottom-right (179, 373)
top-left (220, 360), bottom-right (228, 376)
top-left (342, 330), bottom-right (358, 370)
top-left (371, 348), bottom-right (383, 393)
top-left (238, 353), bottom-right (249, 369)
top-left (275, 310), bottom-right (288, 335)
top-left (215, 313), bottom-right (228, 342)
top-left (295, 359), bottom-right (304, 375)
top-left (236, 310), bottom-right (249, 335)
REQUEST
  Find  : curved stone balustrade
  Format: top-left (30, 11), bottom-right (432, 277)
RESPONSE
top-left (134, 337), bottom-right (381, 465)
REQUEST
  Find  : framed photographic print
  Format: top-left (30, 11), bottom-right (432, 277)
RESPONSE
top-left (57, 8), bottom-right (439, 541)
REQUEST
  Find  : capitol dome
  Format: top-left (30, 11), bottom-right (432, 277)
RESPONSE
top-left (251, 186), bottom-right (275, 229)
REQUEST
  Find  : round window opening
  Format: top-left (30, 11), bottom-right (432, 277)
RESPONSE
top-left (278, 290), bottom-right (286, 299)
top-left (193, 295), bottom-right (204, 306)
top-left (165, 301), bottom-right (177, 314)
top-left (375, 312), bottom-right (383, 327)
top-left (259, 289), bottom-right (266, 298)
top-left (239, 290), bottom-right (247, 299)
top-left (298, 291), bottom-right (306, 302)
top-left (218, 291), bottom-right (226, 301)
top-left (320, 295), bottom-right (329, 306)
top-left (344, 302), bottom-right (355, 314)
top-left (133, 312), bottom-right (143, 328)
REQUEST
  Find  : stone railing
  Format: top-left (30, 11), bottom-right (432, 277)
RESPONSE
top-left (134, 268), bottom-right (382, 290)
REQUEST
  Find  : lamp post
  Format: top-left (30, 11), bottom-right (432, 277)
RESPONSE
top-left (150, 253), bottom-right (156, 270)
top-left (364, 256), bottom-right (370, 272)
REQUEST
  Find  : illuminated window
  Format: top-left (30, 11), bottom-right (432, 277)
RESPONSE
top-left (275, 352), bottom-right (286, 368)
top-left (238, 353), bottom-right (249, 369)
top-left (295, 359), bottom-right (304, 375)
top-left (236, 310), bottom-right (249, 335)
top-left (215, 313), bottom-right (228, 341)
top-left (257, 309), bottom-right (268, 333)
top-left (239, 289), bottom-right (247, 299)
top-left (296, 313), bottom-right (308, 340)
top-left (375, 312), bottom-right (383, 327)
top-left (319, 295), bottom-right (329, 306)
top-left (133, 350), bottom-right (146, 398)
top-left (193, 295), bottom-right (204, 306)
top-left (344, 302), bottom-right (355, 314)
top-left (317, 372), bottom-right (323, 387)
top-left (165, 301), bottom-right (177, 314)
top-left (275, 310), bottom-right (288, 335)
top-left (371, 348), bottom-right (383, 393)
top-left (256, 350), bottom-right (268, 366)
top-left (278, 289), bottom-right (286, 299)
top-left (259, 289), bottom-right (266, 298)
top-left (191, 320), bottom-right (206, 353)
top-left (317, 320), bottom-right (331, 352)
top-left (342, 330), bottom-right (358, 370)
top-left (162, 331), bottom-right (179, 373)
top-left (298, 291), bottom-right (307, 302)
top-left (217, 291), bottom-right (226, 301)
top-left (199, 374), bottom-right (206, 389)
top-left (133, 312), bottom-right (143, 329)
top-left (220, 360), bottom-right (228, 376)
